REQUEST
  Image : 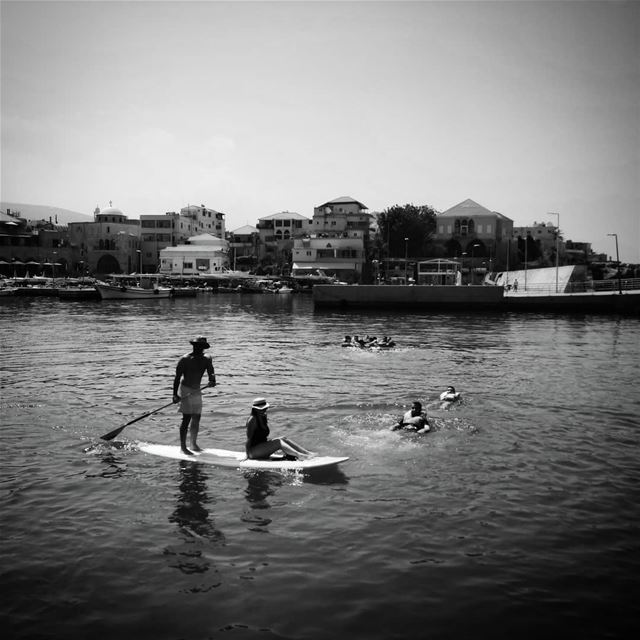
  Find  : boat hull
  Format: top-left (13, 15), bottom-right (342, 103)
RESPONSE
top-left (95, 283), bottom-right (172, 300)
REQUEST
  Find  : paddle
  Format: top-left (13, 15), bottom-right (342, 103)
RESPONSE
top-left (100, 385), bottom-right (209, 441)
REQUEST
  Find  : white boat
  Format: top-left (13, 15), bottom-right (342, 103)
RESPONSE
top-left (95, 281), bottom-right (172, 300)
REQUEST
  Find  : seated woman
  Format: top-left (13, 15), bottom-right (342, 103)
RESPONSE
top-left (245, 398), bottom-right (315, 460)
top-left (390, 401), bottom-right (430, 434)
top-left (439, 386), bottom-right (461, 402)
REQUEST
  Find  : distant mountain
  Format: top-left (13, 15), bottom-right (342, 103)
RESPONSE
top-left (1, 202), bottom-right (93, 225)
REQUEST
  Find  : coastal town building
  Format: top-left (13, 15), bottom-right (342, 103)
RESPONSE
top-left (292, 196), bottom-right (374, 282)
top-left (139, 212), bottom-right (197, 273)
top-left (0, 208), bottom-right (78, 277)
top-left (432, 198), bottom-right (514, 281)
top-left (257, 211), bottom-right (310, 274)
top-left (227, 225), bottom-right (260, 271)
top-left (158, 232), bottom-right (229, 276)
top-left (68, 205), bottom-right (140, 275)
top-left (512, 221), bottom-right (564, 267)
top-left (140, 205), bottom-right (226, 274)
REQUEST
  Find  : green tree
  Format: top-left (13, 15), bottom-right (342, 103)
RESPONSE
top-left (376, 204), bottom-right (438, 259)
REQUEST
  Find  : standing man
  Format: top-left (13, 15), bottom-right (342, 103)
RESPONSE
top-left (173, 336), bottom-right (216, 454)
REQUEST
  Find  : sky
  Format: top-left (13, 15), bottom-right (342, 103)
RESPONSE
top-left (1, 0), bottom-right (638, 262)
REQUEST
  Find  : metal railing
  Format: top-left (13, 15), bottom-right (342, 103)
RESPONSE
top-left (506, 278), bottom-right (640, 294)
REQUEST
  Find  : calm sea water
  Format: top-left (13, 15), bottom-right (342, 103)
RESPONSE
top-left (1, 293), bottom-right (639, 640)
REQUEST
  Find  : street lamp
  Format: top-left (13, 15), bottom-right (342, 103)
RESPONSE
top-left (136, 249), bottom-right (142, 275)
top-left (607, 233), bottom-right (622, 294)
top-left (471, 243), bottom-right (480, 285)
top-left (548, 212), bottom-right (560, 293)
top-left (52, 251), bottom-right (57, 284)
top-left (404, 237), bottom-right (409, 285)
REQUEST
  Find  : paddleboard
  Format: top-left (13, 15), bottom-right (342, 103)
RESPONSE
top-left (138, 442), bottom-right (348, 471)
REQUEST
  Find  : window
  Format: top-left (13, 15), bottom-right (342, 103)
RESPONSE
top-left (486, 224), bottom-right (492, 233)
top-left (477, 224), bottom-right (483, 234)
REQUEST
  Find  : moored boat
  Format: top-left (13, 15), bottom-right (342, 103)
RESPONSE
top-left (94, 281), bottom-right (172, 300)
top-left (170, 286), bottom-right (198, 298)
top-left (58, 287), bottom-right (101, 301)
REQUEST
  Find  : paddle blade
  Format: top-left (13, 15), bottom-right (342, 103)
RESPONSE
top-left (100, 425), bottom-right (127, 441)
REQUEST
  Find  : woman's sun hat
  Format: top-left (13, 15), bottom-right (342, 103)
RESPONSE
top-left (252, 397), bottom-right (270, 410)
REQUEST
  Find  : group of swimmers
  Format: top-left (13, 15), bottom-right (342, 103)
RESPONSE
top-left (390, 386), bottom-right (462, 434)
top-left (342, 335), bottom-right (396, 349)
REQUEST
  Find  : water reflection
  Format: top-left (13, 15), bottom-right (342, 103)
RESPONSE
top-left (170, 461), bottom-right (225, 542)
top-left (166, 461), bottom-right (225, 577)
top-left (241, 471), bottom-right (283, 531)
top-left (83, 441), bottom-right (130, 479)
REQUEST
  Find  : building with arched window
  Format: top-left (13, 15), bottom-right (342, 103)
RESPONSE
top-left (68, 205), bottom-right (140, 275)
top-left (433, 199), bottom-right (514, 278)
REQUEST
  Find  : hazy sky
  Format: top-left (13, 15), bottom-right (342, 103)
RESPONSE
top-left (2, 0), bottom-right (638, 261)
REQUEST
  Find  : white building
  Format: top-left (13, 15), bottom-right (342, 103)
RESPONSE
top-left (158, 233), bottom-right (229, 276)
top-left (292, 196), bottom-right (373, 283)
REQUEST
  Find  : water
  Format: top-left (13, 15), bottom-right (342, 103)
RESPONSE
top-left (1, 294), bottom-right (639, 640)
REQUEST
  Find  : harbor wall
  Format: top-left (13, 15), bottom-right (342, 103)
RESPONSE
top-left (313, 284), bottom-right (504, 309)
top-left (312, 284), bottom-right (640, 315)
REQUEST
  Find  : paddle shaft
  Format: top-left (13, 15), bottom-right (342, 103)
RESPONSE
top-left (100, 385), bottom-right (209, 441)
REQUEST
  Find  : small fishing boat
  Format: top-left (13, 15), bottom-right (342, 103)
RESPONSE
top-left (58, 287), bottom-right (101, 301)
top-left (94, 281), bottom-right (172, 300)
top-left (170, 286), bottom-right (198, 298)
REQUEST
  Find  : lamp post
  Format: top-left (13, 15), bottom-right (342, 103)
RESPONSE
top-left (471, 243), bottom-right (480, 285)
top-left (404, 237), bottom-right (409, 285)
top-left (607, 233), bottom-right (622, 294)
top-left (136, 249), bottom-right (142, 275)
top-left (548, 212), bottom-right (560, 293)
top-left (372, 259), bottom-right (379, 285)
top-left (52, 251), bottom-right (57, 284)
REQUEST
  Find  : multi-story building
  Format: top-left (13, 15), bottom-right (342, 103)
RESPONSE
top-left (0, 209), bottom-right (74, 276)
top-left (68, 205), bottom-right (141, 275)
top-left (139, 205), bottom-right (226, 273)
top-left (227, 225), bottom-right (260, 271)
top-left (433, 199), bottom-right (514, 275)
top-left (139, 212), bottom-right (197, 273)
top-left (180, 204), bottom-right (226, 237)
top-left (257, 211), bottom-right (310, 274)
top-left (292, 196), bottom-right (374, 283)
top-left (512, 221), bottom-right (564, 267)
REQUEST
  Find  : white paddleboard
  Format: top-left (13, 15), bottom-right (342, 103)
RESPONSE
top-left (138, 442), bottom-right (348, 471)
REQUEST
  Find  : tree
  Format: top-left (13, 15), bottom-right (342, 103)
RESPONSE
top-left (376, 204), bottom-right (438, 259)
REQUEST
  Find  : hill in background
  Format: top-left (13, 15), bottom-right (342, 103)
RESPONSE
top-left (1, 202), bottom-right (93, 225)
